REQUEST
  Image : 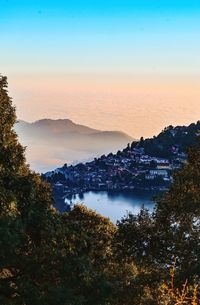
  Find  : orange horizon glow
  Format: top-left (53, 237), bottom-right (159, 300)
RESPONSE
top-left (8, 72), bottom-right (200, 139)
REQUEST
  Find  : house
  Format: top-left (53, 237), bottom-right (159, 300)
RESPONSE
top-left (149, 169), bottom-right (168, 178)
top-left (157, 163), bottom-right (171, 170)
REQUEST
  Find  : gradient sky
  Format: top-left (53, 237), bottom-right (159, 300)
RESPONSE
top-left (1, 0), bottom-right (200, 138)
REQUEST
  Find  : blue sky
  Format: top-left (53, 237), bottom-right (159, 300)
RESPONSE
top-left (1, 0), bottom-right (200, 75)
top-left (1, 0), bottom-right (200, 139)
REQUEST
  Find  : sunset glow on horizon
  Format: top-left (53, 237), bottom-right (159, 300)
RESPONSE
top-left (1, 0), bottom-right (200, 138)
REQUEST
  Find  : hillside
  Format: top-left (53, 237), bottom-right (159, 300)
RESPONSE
top-left (45, 121), bottom-right (200, 210)
top-left (134, 121), bottom-right (200, 157)
top-left (15, 119), bottom-right (133, 172)
top-left (2, 75), bottom-right (200, 305)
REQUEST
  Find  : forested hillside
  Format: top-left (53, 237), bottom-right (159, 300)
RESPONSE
top-left (134, 122), bottom-right (200, 158)
top-left (0, 76), bottom-right (200, 304)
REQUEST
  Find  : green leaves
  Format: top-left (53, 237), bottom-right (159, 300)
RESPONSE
top-left (1, 75), bottom-right (200, 304)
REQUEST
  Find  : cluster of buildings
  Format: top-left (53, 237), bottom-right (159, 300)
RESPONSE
top-left (46, 145), bottom-right (187, 201)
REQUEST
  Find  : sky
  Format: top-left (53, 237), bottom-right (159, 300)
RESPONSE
top-left (1, 0), bottom-right (200, 138)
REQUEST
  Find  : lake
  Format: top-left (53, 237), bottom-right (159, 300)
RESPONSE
top-left (64, 190), bottom-right (160, 223)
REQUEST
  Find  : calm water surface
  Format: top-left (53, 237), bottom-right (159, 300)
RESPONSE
top-left (65, 191), bottom-right (159, 223)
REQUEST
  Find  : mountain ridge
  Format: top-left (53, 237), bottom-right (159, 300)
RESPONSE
top-left (16, 119), bottom-right (133, 138)
top-left (15, 118), bottom-right (133, 172)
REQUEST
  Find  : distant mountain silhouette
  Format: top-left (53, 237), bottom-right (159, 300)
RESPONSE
top-left (15, 119), bottom-right (133, 172)
top-left (17, 119), bottom-right (99, 135)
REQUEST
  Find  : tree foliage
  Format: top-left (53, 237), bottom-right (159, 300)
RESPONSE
top-left (132, 123), bottom-right (200, 158)
top-left (115, 138), bottom-right (200, 303)
top-left (1, 75), bottom-right (200, 304)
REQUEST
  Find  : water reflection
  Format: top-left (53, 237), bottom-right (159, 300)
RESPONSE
top-left (64, 190), bottom-right (159, 223)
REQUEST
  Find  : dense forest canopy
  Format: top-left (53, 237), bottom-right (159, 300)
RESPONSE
top-left (134, 123), bottom-right (200, 158)
top-left (0, 75), bottom-right (200, 304)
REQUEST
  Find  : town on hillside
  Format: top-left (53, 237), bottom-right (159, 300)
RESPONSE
top-left (43, 122), bottom-right (200, 210)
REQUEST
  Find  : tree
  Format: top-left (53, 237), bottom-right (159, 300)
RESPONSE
top-left (2, 74), bottom-right (200, 304)
top-left (116, 137), bottom-right (200, 299)
top-left (115, 138), bottom-right (200, 303)
top-left (154, 143), bottom-right (200, 281)
top-left (157, 261), bottom-right (199, 305)
top-left (0, 76), bottom-right (140, 304)
top-left (0, 75), bottom-right (59, 304)
top-left (57, 205), bottom-right (117, 305)
top-left (115, 208), bottom-right (159, 304)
